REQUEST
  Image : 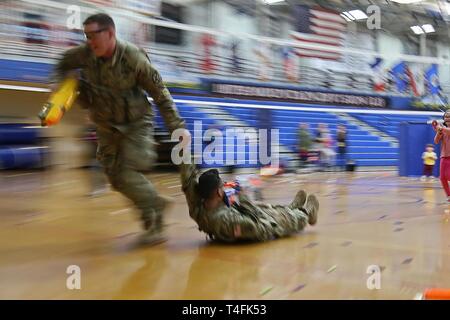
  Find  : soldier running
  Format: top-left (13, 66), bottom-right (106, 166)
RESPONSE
top-left (51, 13), bottom-right (185, 245)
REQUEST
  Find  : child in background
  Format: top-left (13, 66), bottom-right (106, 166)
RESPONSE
top-left (421, 144), bottom-right (437, 181)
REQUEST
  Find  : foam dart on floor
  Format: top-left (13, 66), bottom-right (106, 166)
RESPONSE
top-left (38, 77), bottom-right (79, 127)
top-left (259, 286), bottom-right (273, 296)
top-left (327, 265), bottom-right (337, 273)
top-left (423, 288), bottom-right (450, 300)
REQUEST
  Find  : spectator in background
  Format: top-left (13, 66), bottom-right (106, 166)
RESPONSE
top-left (314, 123), bottom-right (329, 170)
top-left (321, 128), bottom-right (336, 170)
top-left (315, 123), bottom-right (325, 144)
top-left (314, 123), bottom-right (326, 150)
top-left (336, 124), bottom-right (347, 171)
top-left (297, 123), bottom-right (312, 168)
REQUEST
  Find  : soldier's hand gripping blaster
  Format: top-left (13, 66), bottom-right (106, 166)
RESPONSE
top-left (38, 77), bottom-right (79, 127)
top-left (223, 181), bottom-right (241, 206)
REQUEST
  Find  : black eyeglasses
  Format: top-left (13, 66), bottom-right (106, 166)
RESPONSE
top-left (84, 28), bottom-right (107, 40)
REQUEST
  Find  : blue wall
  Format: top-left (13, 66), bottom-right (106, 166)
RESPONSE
top-left (399, 122), bottom-right (440, 177)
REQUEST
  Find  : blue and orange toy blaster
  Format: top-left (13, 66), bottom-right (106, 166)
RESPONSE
top-left (224, 181), bottom-right (241, 205)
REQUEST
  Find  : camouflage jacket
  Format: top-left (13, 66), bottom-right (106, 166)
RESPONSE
top-left (180, 163), bottom-right (305, 242)
top-left (298, 128), bottom-right (312, 151)
top-left (53, 40), bottom-right (184, 133)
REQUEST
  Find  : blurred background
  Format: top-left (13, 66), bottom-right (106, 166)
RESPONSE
top-left (2, 1), bottom-right (450, 300)
top-left (0, 0), bottom-right (449, 174)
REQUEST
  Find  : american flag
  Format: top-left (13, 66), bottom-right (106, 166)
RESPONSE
top-left (290, 5), bottom-right (346, 61)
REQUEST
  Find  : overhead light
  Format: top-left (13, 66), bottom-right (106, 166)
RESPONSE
top-left (263, 0), bottom-right (285, 4)
top-left (342, 12), bottom-right (355, 20)
top-left (410, 25), bottom-right (424, 34)
top-left (341, 12), bottom-right (356, 21)
top-left (341, 10), bottom-right (367, 21)
top-left (340, 13), bottom-right (353, 22)
top-left (390, 0), bottom-right (424, 4)
top-left (410, 24), bottom-right (435, 34)
top-left (348, 10), bottom-right (368, 20)
top-left (422, 24), bottom-right (435, 33)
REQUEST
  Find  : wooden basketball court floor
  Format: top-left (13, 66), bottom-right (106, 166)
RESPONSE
top-left (1, 168), bottom-right (449, 300)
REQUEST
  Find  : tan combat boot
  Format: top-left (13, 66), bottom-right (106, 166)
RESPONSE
top-left (289, 190), bottom-right (307, 210)
top-left (304, 194), bottom-right (319, 225)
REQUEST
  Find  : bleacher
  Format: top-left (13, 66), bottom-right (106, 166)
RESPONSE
top-left (352, 113), bottom-right (433, 138)
top-left (0, 122), bottom-right (49, 169)
top-left (155, 102), bottom-right (273, 169)
top-left (0, 37), bottom-right (384, 96)
top-left (153, 99), bottom-right (402, 168)
top-left (271, 109), bottom-right (398, 167)
top-left (154, 103), bottom-right (220, 167)
top-left (0, 96), bottom-right (439, 171)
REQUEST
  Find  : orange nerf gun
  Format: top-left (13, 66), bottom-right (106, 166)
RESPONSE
top-left (38, 77), bottom-right (79, 126)
top-left (418, 288), bottom-right (450, 300)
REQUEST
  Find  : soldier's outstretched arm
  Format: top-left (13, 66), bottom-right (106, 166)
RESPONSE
top-left (136, 56), bottom-right (185, 133)
top-left (51, 45), bottom-right (89, 84)
top-left (178, 130), bottom-right (200, 210)
top-left (180, 160), bottom-right (200, 209)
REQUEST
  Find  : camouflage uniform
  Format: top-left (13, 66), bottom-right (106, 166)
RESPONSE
top-left (53, 40), bottom-right (185, 231)
top-left (180, 162), bottom-right (317, 242)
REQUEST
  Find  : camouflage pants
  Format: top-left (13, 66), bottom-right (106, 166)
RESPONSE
top-left (249, 204), bottom-right (310, 239)
top-left (269, 205), bottom-right (309, 237)
top-left (96, 122), bottom-right (163, 229)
